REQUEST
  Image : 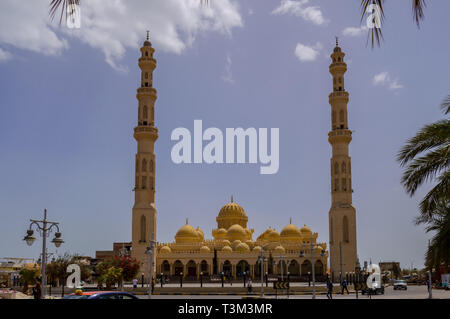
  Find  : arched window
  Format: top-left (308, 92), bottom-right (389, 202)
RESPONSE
top-left (334, 162), bottom-right (339, 175)
top-left (334, 178), bottom-right (339, 191)
top-left (342, 162), bottom-right (346, 174)
top-left (342, 178), bottom-right (347, 191)
top-left (142, 159), bottom-right (147, 172)
top-left (150, 160), bottom-right (154, 172)
top-left (339, 110), bottom-right (344, 122)
top-left (330, 217), bottom-right (334, 244)
top-left (140, 215), bottom-right (146, 242)
top-left (142, 176), bottom-right (147, 189)
top-left (143, 105), bottom-right (148, 119)
top-left (343, 216), bottom-right (349, 242)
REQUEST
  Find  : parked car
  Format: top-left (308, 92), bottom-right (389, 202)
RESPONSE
top-left (63, 291), bottom-right (138, 299)
top-left (393, 280), bottom-right (408, 290)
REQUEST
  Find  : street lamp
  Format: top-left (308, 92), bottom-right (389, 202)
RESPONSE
top-left (299, 240), bottom-right (326, 299)
top-left (23, 209), bottom-right (63, 299)
top-left (141, 273), bottom-right (145, 288)
top-left (257, 250), bottom-right (267, 297)
top-left (161, 273), bottom-right (164, 288)
top-left (200, 272), bottom-right (203, 288)
top-left (220, 272), bottom-right (224, 288)
top-left (180, 272), bottom-right (183, 288)
top-left (243, 271), bottom-right (247, 288)
top-left (144, 234), bottom-right (156, 299)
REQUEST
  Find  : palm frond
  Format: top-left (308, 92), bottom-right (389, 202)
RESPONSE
top-left (49, 0), bottom-right (80, 25)
top-left (412, 0), bottom-right (426, 27)
top-left (441, 95), bottom-right (450, 115)
top-left (401, 145), bottom-right (450, 195)
top-left (397, 119), bottom-right (450, 166)
top-left (419, 171), bottom-right (450, 218)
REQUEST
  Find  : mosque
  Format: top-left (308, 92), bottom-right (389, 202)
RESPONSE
top-left (129, 33), bottom-right (357, 282)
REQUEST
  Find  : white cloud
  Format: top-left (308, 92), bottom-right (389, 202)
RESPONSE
top-left (373, 72), bottom-right (404, 91)
top-left (272, 0), bottom-right (327, 26)
top-left (342, 26), bottom-right (368, 37)
top-left (0, 0), bottom-right (243, 70)
top-left (294, 42), bottom-right (322, 62)
top-left (0, 48), bottom-right (12, 62)
top-left (222, 54), bottom-right (234, 83)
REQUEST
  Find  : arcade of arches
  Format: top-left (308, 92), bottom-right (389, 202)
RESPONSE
top-left (154, 199), bottom-right (328, 280)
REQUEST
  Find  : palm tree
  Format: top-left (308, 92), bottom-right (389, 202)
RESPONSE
top-left (49, 0), bottom-right (80, 24)
top-left (416, 201), bottom-right (450, 269)
top-left (361, 0), bottom-right (427, 47)
top-left (19, 268), bottom-right (39, 294)
top-left (397, 96), bottom-right (450, 220)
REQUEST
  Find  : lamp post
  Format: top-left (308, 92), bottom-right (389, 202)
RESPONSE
top-left (200, 272), bottom-right (203, 288)
top-left (299, 240), bottom-right (326, 299)
top-left (257, 250), bottom-right (267, 298)
top-left (243, 271), bottom-right (246, 288)
top-left (144, 234), bottom-right (156, 299)
top-left (141, 273), bottom-right (144, 288)
top-left (265, 272), bottom-right (268, 287)
top-left (220, 272), bottom-right (224, 288)
top-left (180, 272), bottom-right (183, 288)
top-left (274, 255), bottom-right (287, 281)
top-left (23, 209), bottom-right (64, 299)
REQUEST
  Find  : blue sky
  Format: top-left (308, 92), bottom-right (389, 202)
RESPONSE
top-left (0, 0), bottom-right (449, 270)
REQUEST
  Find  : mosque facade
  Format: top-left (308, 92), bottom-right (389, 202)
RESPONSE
top-left (130, 35), bottom-right (357, 281)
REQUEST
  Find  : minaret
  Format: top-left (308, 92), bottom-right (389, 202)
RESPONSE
top-left (131, 32), bottom-right (158, 265)
top-left (328, 39), bottom-right (357, 282)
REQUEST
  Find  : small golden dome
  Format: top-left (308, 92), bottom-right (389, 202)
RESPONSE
top-left (280, 223), bottom-right (301, 237)
top-left (274, 245), bottom-right (285, 254)
top-left (300, 224), bottom-right (312, 235)
top-left (227, 224), bottom-right (247, 241)
top-left (222, 239), bottom-right (231, 246)
top-left (222, 245), bottom-right (232, 252)
top-left (213, 228), bottom-right (227, 239)
top-left (267, 229), bottom-right (280, 242)
top-left (235, 242), bottom-right (250, 252)
top-left (175, 223), bottom-right (202, 243)
top-left (159, 246), bottom-right (171, 254)
top-left (200, 246), bottom-right (210, 253)
top-left (231, 239), bottom-right (242, 248)
top-left (253, 246), bottom-right (262, 252)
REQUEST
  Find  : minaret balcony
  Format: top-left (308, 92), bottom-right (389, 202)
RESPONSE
top-left (139, 58), bottom-right (156, 69)
top-left (329, 63), bottom-right (347, 74)
top-left (134, 125), bottom-right (158, 140)
top-left (329, 91), bottom-right (349, 103)
top-left (328, 129), bottom-right (352, 144)
top-left (137, 87), bottom-right (157, 97)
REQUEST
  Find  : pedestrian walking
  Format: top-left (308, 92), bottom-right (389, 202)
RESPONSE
top-left (326, 280), bottom-right (333, 299)
top-left (247, 278), bottom-right (252, 294)
top-left (32, 279), bottom-right (42, 300)
top-left (132, 278), bottom-right (138, 289)
top-left (341, 279), bottom-right (349, 294)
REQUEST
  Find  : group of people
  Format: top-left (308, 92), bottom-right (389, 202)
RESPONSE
top-left (326, 279), bottom-right (349, 299)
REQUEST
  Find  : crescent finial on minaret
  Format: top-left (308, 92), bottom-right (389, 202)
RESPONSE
top-left (335, 36), bottom-right (339, 46)
top-left (231, 195), bottom-right (234, 203)
top-left (146, 30), bottom-right (150, 41)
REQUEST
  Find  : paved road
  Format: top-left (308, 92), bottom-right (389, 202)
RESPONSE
top-left (137, 285), bottom-right (450, 299)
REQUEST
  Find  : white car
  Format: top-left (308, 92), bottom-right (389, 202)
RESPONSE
top-left (393, 280), bottom-right (407, 290)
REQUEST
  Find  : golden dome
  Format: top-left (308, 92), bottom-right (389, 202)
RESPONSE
top-left (200, 246), bottom-right (210, 253)
top-left (175, 222), bottom-right (202, 243)
top-left (267, 229), bottom-right (280, 242)
top-left (231, 239), bottom-right (242, 248)
top-left (253, 246), bottom-right (262, 253)
top-left (235, 242), bottom-right (250, 252)
top-left (216, 196), bottom-right (248, 229)
top-left (221, 239), bottom-right (231, 246)
top-left (274, 245), bottom-right (285, 254)
top-left (300, 224), bottom-right (312, 235)
top-left (280, 223), bottom-right (301, 237)
top-left (222, 245), bottom-right (232, 252)
top-left (213, 228), bottom-right (227, 239)
top-left (159, 246), bottom-right (171, 254)
top-left (226, 224), bottom-right (247, 241)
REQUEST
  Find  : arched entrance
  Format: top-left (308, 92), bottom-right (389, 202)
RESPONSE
top-left (301, 260), bottom-right (312, 275)
top-left (314, 260), bottom-right (324, 276)
top-left (222, 260), bottom-right (232, 278)
top-left (254, 261), bottom-right (262, 278)
top-left (200, 260), bottom-right (208, 275)
top-left (186, 260), bottom-right (197, 277)
top-left (288, 260), bottom-right (300, 276)
top-left (236, 260), bottom-right (250, 278)
top-left (173, 260), bottom-right (183, 276)
top-left (161, 260), bottom-right (170, 276)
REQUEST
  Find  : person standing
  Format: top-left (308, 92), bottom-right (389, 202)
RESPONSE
top-left (247, 278), bottom-right (252, 294)
top-left (327, 280), bottom-right (333, 299)
top-left (33, 279), bottom-right (42, 300)
top-left (341, 279), bottom-right (349, 294)
top-left (132, 278), bottom-right (138, 289)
